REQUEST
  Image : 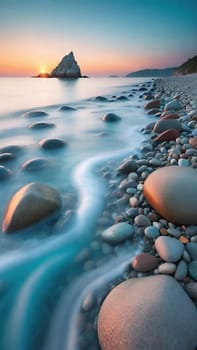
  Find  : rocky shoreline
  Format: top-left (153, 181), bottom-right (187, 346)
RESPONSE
top-left (79, 74), bottom-right (197, 350)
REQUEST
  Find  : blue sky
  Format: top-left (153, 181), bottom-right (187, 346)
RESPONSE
top-left (0, 0), bottom-right (196, 75)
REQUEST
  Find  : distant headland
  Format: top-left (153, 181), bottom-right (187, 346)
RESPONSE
top-left (33, 51), bottom-right (88, 78)
top-left (126, 54), bottom-right (197, 77)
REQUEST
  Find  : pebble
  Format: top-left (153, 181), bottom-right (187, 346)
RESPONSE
top-left (155, 236), bottom-right (184, 262)
top-left (0, 166), bottom-right (12, 180)
top-left (179, 235), bottom-right (189, 244)
top-left (126, 208), bottom-right (138, 218)
top-left (144, 226), bottom-right (160, 239)
top-left (102, 112), bottom-right (121, 122)
top-left (184, 282), bottom-right (197, 300)
top-left (174, 260), bottom-right (187, 281)
top-left (39, 138), bottom-right (67, 149)
top-left (134, 215), bottom-right (151, 227)
top-left (167, 228), bottom-right (181, 238)
top-left (178, 158), bottom-right (189, 167)
top-left (188, 261), bottom-right (197, 281)
top-left (129, 197), bottom-right (139, 208)
top-left (118, 159), bottom-right (138, 174)
top-left (126, 188), bottom-right (137, 195)
top-left (132, 253), bottom-right (159, 272)
top-left (158, 262), bottom-right (176, 275)
top-left (24, 110), bottom-right (48, 118)
top-left (183, 249), bottom-right (191, 263)
top-left (186, 243), bottom-right (197, 260)
top-left (101, 222), bottom-right (134, 244)
top-left (164, 100), bottom-right (182, 111)
top-left (81, 292), bottom-right (97, 312)
top-left (185, 225), bottom-right (197, 236)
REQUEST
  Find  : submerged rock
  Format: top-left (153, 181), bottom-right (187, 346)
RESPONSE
top-left (24, 110), bottom-right (48, 118)
top-left (22, 158), bottom-right (52, 172)
top-left (2, 182), bottom-right (62, 233)
top-left (102, 113), bottom-right (121, 122)
top-left (59, 105), bottom-right (76, 111)
top-left (39, 138), bottom-right (67, 149)
top-left (0, 145), bottom-right (23, 155)
top-left (98, 275), bottom-right (197, 350)
top-left (29, 121), bottom-right (55, 129)
top-left (0, 166), bottom-right (12, 180)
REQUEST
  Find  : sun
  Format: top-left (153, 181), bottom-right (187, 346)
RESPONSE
top-left (40, 68), bottom-right (46, 74)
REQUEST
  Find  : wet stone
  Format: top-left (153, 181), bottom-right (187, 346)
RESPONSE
top-left (102, 112), bottom-right (121, 122)
top-left (0, 166), bottom-right (12, 180)
top-left (184, 282), bottom-right (197, 300)
top-left (188, 261), bottom-right (197, 281)
top-left (132, 253), bottom-right (159, 272)
top-left (174, 260), bottom-right (187, 281)
top-left (29, 121), bottom-right (55, 129)
top-left (144, 225), bottom-right (160, 239)
top-left (22, 158), bottom-right (52, 172)
top-left (186, 243), bottom-right (197, 260)
top-left (24, 110), bottom-right (48, 118)
top-left (101, 222), bottom-right (134, 244)
top-left (59, 105), bottom-right (76, 111)
top-left (39, 138), bottom-right (67, 149)
top-left (134, 215), bottom-right (151, 227)
top-left (158, 262), bottom-right (176, 275)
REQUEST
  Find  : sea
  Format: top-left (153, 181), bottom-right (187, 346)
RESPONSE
top-left (0, 76), bottom-right (153, 350)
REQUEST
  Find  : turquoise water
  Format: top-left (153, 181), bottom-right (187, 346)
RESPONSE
top-left (0, 77), bottom-right (152, 350)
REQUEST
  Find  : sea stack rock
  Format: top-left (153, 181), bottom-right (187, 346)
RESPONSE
top-left (50, 51), bottom-right (81, 78)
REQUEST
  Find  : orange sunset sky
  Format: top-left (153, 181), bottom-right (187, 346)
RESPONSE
top-left (0, 0), bottom-right (196, 77)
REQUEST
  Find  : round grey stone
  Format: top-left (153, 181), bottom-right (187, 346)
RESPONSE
top-left (188, 261), bottom-right (197, 281)
top-left (158, 262), bottom-right (176, 275)
top-left (101, 222), bottom-right (134, 244)
top-left (144, 226), bottom-right (160, 239)
top-left (174, 260), bottom-right (187, 281)
top-left (167, 228), bottom-right (181, 238)
top-left (186, 243), bottom-right (197, 260)
top-left (155, 236), bottom-right (184, 262)
top-left (134, 215), bottom-right (151, 227)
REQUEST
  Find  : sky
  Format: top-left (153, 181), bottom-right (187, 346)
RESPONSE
top-left (0, 0), bottom-right (197, 76)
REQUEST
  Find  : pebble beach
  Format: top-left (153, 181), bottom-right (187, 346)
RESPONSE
top-left (0, 74), bottom-right (197, 350)
top-left (79, 74), bottom-right (197, 350)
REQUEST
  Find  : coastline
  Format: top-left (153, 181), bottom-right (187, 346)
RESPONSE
top-left (78, 74), bottom-right (197, 350)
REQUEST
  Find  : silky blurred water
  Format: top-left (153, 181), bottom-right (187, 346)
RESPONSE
top-left (0, 76), bottom-right (152, 350)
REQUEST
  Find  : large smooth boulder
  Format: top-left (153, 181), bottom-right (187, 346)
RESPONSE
top-left (2, 183), bottom-right (62, 233)
top-left (153, 119), bottom-right (182, 133)
top-left (98, 275), bottom-right (197, 350)
top-left (143, 166), bottom-right (197, 224)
